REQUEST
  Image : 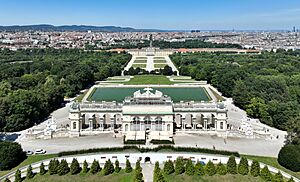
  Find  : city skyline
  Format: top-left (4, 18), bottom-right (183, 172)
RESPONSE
top-left (1, 0), bottom-right (300, 30)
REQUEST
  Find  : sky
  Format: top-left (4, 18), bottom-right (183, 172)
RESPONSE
top-left (0, 0), bottom-right (300, 30)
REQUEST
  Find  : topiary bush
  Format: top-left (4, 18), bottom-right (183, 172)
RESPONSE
top-left (82, 160), bottom-right (89, 173)
top-left (216, 162), bottom-right (227, 175)
top-left (125, 159), bottom-right (133, 173)
top-left (26, 165), bottom-right (34, 179)
top-left (163, 160), bottom-right (174, 175)
top-left (278, 144), bottom-right (300, 172)
top-left (195, 162), bottom-right (205, 176)
top-left (185, 159), bottom-right (195, 176)
top-left (175, 157), bottom-right (185, 175)
top-left (90, 159), bottom-right (100, 174)
top-left (115, 159), bottom-right (121, 173)
top-left (205, 160), bottom-right (216, 176)
top-left (260, 166), bottom-right (273, 181)
top-left (250, 160), bottom-right (260, 177)
top-left (14, 169), bottom-right (22, 182)
top-left (70, 158), bottom-right (81, 175)
top-left (40, 162), bottom-right (46, 175)
top-left (227, 155), bottom-right (237, 174)
top-left (57, 159), bottom-right (70, 176)
top-left (238, 157), bottom-right (249, 175)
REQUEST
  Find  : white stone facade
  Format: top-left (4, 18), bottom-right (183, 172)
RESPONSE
top-left (69, 88), bottom-right (228, 140)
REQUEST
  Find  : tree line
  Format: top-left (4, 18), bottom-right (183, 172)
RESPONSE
top-left (170, 49), bottom-right (300, 145)
top-left (0, 48), bottom-right (131, 132)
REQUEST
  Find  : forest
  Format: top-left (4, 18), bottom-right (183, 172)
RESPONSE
top-left (0, 49), bottom-right (131, 132)
top-left (171, 49), bottom-right (300, 145)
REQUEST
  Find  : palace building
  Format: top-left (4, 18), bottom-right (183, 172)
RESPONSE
top-left (69, 87), bottom-right (228, 141)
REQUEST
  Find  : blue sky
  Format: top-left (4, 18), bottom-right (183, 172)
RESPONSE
top-left (1, 0), bottom-right (300, 30)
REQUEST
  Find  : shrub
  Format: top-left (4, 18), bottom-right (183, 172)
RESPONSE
top-left (238, 157), bottom-right (249, 175)
top-left (155, 170), bottom-right (166, 182)
top-left (40, 162), bottom-right (46, 175)
top-left (49, 159), bottom-right (60, 175)
top-left (135, 160), bottom-right (142, 171)
top-left (90, 159), bottom-right (101, 174)
top-left (216, 162), bottom-right (227, 175)
top-left (154, 161), bottom-right (161, 182)
top-left (134, 167), bottom-right (143, 182)
top-left (125, 159), bottom-right (133, 173)
top-left (260, 166), bottom-right (273, 181)
top-left (26, 165), bottom-right (34, 179)
top-left (150, 140), bottom-right (174, 145)
top-left (0, 141), bottom-right (26, 170)
top-left (278, 144), bottom-right (300, 172)
top-left (163, 160), bottom-right (174, 175)
top-left (250, 160), bottom-right (260, 177)
top-left (115, 159), bottom-right (121, 173)
top-left (185, 159), bottom-right (195, 176)
top-left (195, 162), bottom-right (205, 176)
top-left (103, 159), bottom-right (114, 175)
top-left (175, 157), bottom-right (185, 175)
top-left (82, 160), bottom-right (89, 173)
top-left (227, 156), bottom-right (237, 174)
top-left (70, 158), bottom-right (81, 175)
top-left (124, 140), bottom-right (146, 145)
top-left (57, 159), bottom-right (70, 175)
top-left (205, 160), bottom-right (216, 176)
top-left (4, 178), bottom-right (11, 182)
top-left (288, 177), bottom-right (295, 182)
top-left (273, 171), bottom-right (284, 182)
top-left (14, 169), bottom-right (22, 182)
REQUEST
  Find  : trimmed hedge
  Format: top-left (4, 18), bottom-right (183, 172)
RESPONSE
top-left (124, 140), bottom-right (146, 145)
top-left (57, 145), bottom-right (240, 157)
top-left (150, 139), bottom-right (174, 145)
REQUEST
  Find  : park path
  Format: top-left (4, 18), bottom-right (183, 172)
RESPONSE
top-left (141, 163), bottom-right (154, 182)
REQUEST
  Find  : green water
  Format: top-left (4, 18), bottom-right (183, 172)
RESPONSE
top-left (88, 87), bottom-right (210, 102)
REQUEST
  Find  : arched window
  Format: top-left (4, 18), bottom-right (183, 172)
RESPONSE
top-left (167, 124), bottom-right (171, 131)
top-left (73, 122), bottom-right (76, 130)
top-left (125, 124), bottom-right (129, 131)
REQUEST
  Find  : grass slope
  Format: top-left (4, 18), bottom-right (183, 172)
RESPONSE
top-left (124, 75), bottom-right (174, 85)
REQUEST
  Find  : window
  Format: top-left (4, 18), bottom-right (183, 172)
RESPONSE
top-left (167, 124), bottom-right (171, 131)
top-left (73, 122), bottom-right (76, 129)
top-left (125, 124), bottom-right (129, 131)
top-left (220, 122), bottom-right (223, 130)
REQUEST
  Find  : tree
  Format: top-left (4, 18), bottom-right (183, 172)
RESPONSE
top-left (48, 159), bottom-right (60, 175)
top-left (238, 157), bottom-right (249, 175)
top-left (103, 159), bottom-right (114, 175)
top-left (227, 156), bottom-right (237, 174)
top-left (216, 162), bottom-right (227, 175)
top-left (90, 159), bottom-right (101, 174)
top-left (155, 170), bottom-right (166, 182)
top-left (163, 160), bottom-right (174, 175)
top-left (273, 171), bottom-right (284, 182)
top-left (57, 159), bottom-right (70, 176)
top-left (278, 144), bottom-right (300, 172)
top-left (4, 178), bottom-right (10, 182)
top-left (154, 161), bottom-right (161, 182)
top-left (125, 159), bottom-right (133, 173)
top-left (0, 141), bottom-right (26, 170)
top-left (195, 162), bottom-right (205, 176)
top-left (205, 160), bottom-right (216, 176)
top-left (82, 160), bottom-right (89, 173)
top-left (260, 166), bottom-right (273, 181)
top-left (14, 169), bottom-right (22, 182)
top-left (250, 160), bottom-right (260, 177)
top-left (185, 159), bottom-right (195, 176)
top-left (115, 160), bottom-right (121, 173)
top-left (26, 165), bottom-right (34, 179)
top-left (175, 157), bottom-right (185, 175)
top-left (135, 160), bottom-right (142, 171)
top-left (134, 168), bottom-right (143, 182)
top-left (70, 158), bottom-right (81, 175)
top-left (39, 162), bottom-right (46, 175)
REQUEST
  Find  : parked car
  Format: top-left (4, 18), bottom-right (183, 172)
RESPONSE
top-left (26, 150), bottom-right (34, 155)
top-left (35, 149), bottom-right (46, 154)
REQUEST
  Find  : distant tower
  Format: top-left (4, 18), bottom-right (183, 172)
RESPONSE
top-left (149, 34), bottom-right (153, 48)
top-left (293, 26), bottom-right (296, 32)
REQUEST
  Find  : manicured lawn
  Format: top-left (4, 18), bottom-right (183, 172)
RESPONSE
top-left (243, 154), bottom-right (300, 179)
top-left (154, 64), bottom-right (168, 68)
top-left (164, 174), bottom-right (264, 182)
top-left (0, 154), bottom-right (57, 177)
top-left (133, 60), bottom-right (147, 63)
top-left (125, 75), bottom-right (174, 85)
top-left (153, 60), bottom-right (166, 63)
top-left (24, 170), bottom-right (134, 182)
top-left (132, 64), bottom-right (146, 68)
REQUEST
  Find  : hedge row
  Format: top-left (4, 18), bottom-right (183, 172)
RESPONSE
top-left (58, 145), bottom-right (239, 157)
top-left (150, 140), bottom-right (174, 145)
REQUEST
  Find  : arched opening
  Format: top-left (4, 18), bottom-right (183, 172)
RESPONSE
top-left (125, 124), bottom-right (129, 132)
top-left (73, 122), bottom-right (76, 130)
